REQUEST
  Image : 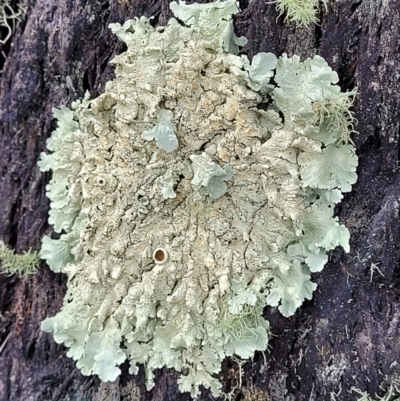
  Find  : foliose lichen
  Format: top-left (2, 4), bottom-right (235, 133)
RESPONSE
top-left (38, 0), bottom-right (358, 397)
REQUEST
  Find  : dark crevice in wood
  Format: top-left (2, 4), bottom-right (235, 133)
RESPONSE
top-left (350, 0), bottom-right (363, 14)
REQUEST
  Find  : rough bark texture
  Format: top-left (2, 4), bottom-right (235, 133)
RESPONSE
top-left (0, 0), bottom-right (399, 400)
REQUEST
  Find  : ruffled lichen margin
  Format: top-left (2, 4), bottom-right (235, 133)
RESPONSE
top-left (38, 0), bottom-right (357, 397)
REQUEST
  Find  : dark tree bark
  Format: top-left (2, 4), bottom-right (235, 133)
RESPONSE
top-left (1, 0), bottom-right (399, 400)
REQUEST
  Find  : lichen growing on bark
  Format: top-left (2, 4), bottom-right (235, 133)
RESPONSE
top-left (38, 0), bottom-right (357, 397)
top-left (0, 241), bottom-right (39, 277)
top-left (275, 0), bottom-right (328, 27)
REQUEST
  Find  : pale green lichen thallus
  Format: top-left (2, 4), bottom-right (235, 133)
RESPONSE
top-left (38, 0), bottom-right (357, 397)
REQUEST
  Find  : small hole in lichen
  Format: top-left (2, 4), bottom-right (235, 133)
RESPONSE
top-left (153, 248), bottom-right (168, 264)
top-left (155, 250), bottom-right (164, 261)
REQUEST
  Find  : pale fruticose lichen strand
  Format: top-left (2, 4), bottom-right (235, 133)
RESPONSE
top-left (0, 241), bottom-right (39, 276)
top-left (275, 0), bottom-right (328, 27)
top-left (0, 0), bottom-right (26, 45)
top-left (38, 0), bottom-right (357, 397)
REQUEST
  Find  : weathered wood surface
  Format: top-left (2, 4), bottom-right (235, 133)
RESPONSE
top-left (0, 0), bottom-right (399, 400)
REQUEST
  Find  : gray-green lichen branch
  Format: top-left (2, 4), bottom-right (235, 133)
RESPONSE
top-left (0, 241), bottom-right (39, 276)
top-left (0, 0), bottom-right (26, 45)
top-left (38, 0), bottom-right (358, 397)
top-left (274, 0), bottom-right (328, 27)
